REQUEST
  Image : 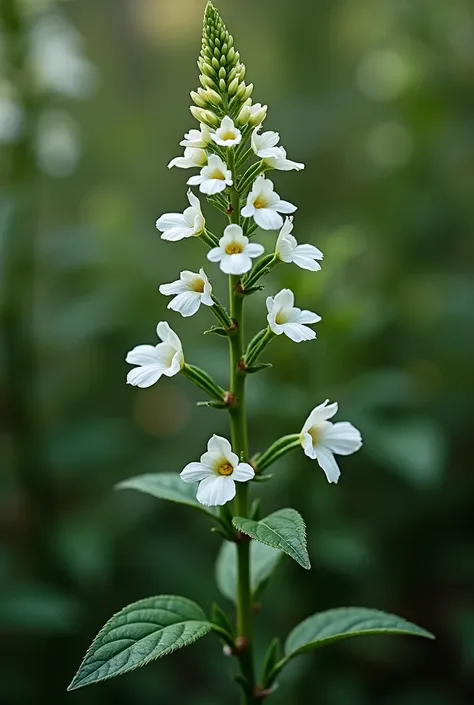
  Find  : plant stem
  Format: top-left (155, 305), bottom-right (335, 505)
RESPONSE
top-left (226, 151), bottom-right (257, 703)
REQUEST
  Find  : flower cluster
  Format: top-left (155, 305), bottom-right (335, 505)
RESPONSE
top-left (125, 2), bottom-right (362, 506)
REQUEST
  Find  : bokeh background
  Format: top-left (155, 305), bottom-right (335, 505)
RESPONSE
top-left (1, 0), bottom-right (474, 703)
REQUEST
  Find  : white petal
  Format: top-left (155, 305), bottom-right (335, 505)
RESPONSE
top-left (301, 431), bottom-right (317, 459)
top-left (220, 252), bottom-right (252, 275)
top-left (155, 213), bottom-right (188, 231)
top-left (254, 208), bottom-right (283, 231)
top-left (126, 365), bottom-right (164, 388)
top-left (168, 291), bottom-right (202, 317)
top-left (280, 322), bottom-right (316, 342)
top-left (295, 309), bottom-right (322, 324)
top-left (156, 321), bottom-right (176, 345)
top-left (160, 226), bottom-right (194, 241)
top-left (274, 199), bottom-right (297, 214)
top-left (163, 349), bottom-right (184, 377)
top-left (196, 476), bottom-right (236, 507)
top-left (207, 434), bottom-right (233, 461)
top-left (241, 202), bottom-right (255, 218)
top-left (168, 156), bottom-right (194, 169)
top-left (207, 247), bottom-right (224, 262)
top-left (320, 422), bottom-right (362, 456)
top-left (233, 463), bottom-right (255, 482)
top-left (294, 243), bottom-right (323, 260)
top-left (125, 344), bottom-right (160, 366)
top-left (314, 447), bottom-right (341, 483)
top-left (291, 254), bottom-right (322, 271)
top-left (245, 242), bottom-right (265, 258)
top-left (303, 400), bottom-right (339, 432)
top-left (187, 174), bottom-right (203, 185)
top-left (159, 280), bottom-right (187, 296)
top-left (224, 223), bottom-right (244, 240)
top-left (273, 288), bottom-right (295, 309)
top-left (200, 179), bottom-right (227, 195)
top-left (187, 189), bottom-right (202, 210)
top-left (180, 462), bottom-right (213, 483)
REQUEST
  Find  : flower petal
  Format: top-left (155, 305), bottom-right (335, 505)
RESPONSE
top-left (320, 421), bottom-right (362, 456)
top-left (155, 213), bottom-right (188, 231)
top-left (200, 179), bottom-right (227, 195)
top-left (125, 344), bottom-right (160, 366)
top-left (314, 447), bottom-right (341, 483)
top-left (159, 280), bottom-right (188, 296)
top-left (207, 434), bottom-right (233, 461)
top-left (303, 400), bottom-right (339, 432)
top-left (168, 291), bottom-right (202, 317)
top-left (245, 242), bottom-right (265, 258)
top-left (295, 309), bottom-right (322, 324)
top-left (274, 199), bottom-right (297, 214)
top-left (126, 365), bottom-right (164, 388)
top-left (280, 322), bottom-right (316, 342)
top-left (233, 463), bottom-right (255, 482)
top-left (180, 462), bottom-right (213, 483)
top-left (196, 475), bottom-right (236, 506)
top-left (220, 252), bottom-right (252, 275)
top-left (207, 247), bottom-right (224, 262)
top-left (254, 208), bottom-right (283, 231)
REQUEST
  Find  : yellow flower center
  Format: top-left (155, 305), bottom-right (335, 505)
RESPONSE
top-left (308, 426), bottom-right (320, 446)
top-left (221, 131), bottom-right (236, 141)
top-left (225, 243), bottom-right (243, 255)
top-left (191, 278), bottom-right (205, 293)
top-left (275, 310), bottom-right (288, 325)
top-left (218, 462), bottom-right (234, 476)
top-left (253, 198), bottom-right (266, 209)
top-left (210, 169), bottom-right (225, 180)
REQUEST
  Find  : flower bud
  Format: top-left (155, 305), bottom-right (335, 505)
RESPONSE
top-left (237, 105), bottom-right (251, 125)
top-left (228, 77), bottom-right (239, 96)
top-left (203, 109), bottom-right (220, 127)
top-left (205, 88), bottom-right (222, 105)
top-left (200, 74), bottom-right (217, 90)
top-left (227, 46), bottom-right (235, 62)
top-left (219, 78), bottom-right (226, 92)
top-left (200, 61), bottom-right (216, 78)
top-left (236, 82), bottom-right (247, 100)
top-left (242, 83), bottom-right (253, 101)
top-left (218, 66), bottom-right (226, 80)
top-left (190, 90), bottom-right (207, 108)
top-left (190, 105), bottom-right (209, 123)
top-left (249, 103), bottom-right (268, 126)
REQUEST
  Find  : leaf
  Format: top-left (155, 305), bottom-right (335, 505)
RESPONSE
top-left (68, 595), bottom-right (213, 690)
top-left (216, 540), bottom-right (282, 603)
top-left (233, 508), bottom-right (310, 570)
top-left (285, 607), bottom-right (435, 658)
top-left (115, 473), bottom-right (215, 516)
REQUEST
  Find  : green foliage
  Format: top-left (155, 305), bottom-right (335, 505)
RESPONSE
top-left (116, 473), bottom-right (216, 516)
top-left (68, 596), bottom-right (213, 690)
top-left (285, 607), bottom-right (435, 657)
top-left (233, 508), bottom-right (310, 569)
top-left (215, 540), bottom-right (282, 603)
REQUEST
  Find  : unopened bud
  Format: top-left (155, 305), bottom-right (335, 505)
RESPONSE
top-left (242, 83), bottom-right (254, 101)
top-left (190, 105), bottom-right (209, 124)
top-left (190, 90), bottom-right (207, 108)
top-left (249, 103), bottom-right (268, 127)
top-left (206, 88), bottom-right (222, 105)
top-left (219, 78), bottom-right (226, 92)
top-left (228, 77), bottom-right (239, 96)
top-left (203, 109), bottom-right (220, 127)
top-left (212, 57), bottom-right (220, 70)
top-left (236, 81), bottom-right (247, 100)
top-left (237, 105), bottom-right (251, 125)
top-left (200, 61), bottom-right (216, 78)
top-left (218, 66), bottom-right (226, 80)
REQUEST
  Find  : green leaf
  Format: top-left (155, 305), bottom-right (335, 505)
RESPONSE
top-left (115, 473), bottom-right (215, 516)
top-left (233, 509), bottom-right (310, 570)
top-left (68, 595), bottom-right (213, 690)
top-left (285, 607), bottom-right (435, 658)
top-left (216, 540), bottom-right (282, 603)
top-left (262, 637), bottom-right (281, 687)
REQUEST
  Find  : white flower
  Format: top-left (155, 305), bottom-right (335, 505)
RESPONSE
top-left (264, 146), bottom-right (305, 171)
top-left (126, 322), bottom-right (184, 388)
top-left (241, 174), bottom-right (296, 230)
top-left (275, 217), bottom-right (323, 271)
top-left (187, 154), bottom-right (233, 195)
top-left (168, 147), bottom-right (207, 169)
top-left (155, 190), bottom-right (205, 241)
top-left (266, 288), bottom-right (321, 342)
top-left (300, 400), bottom-right (362, 483)
top-left (179, 124), bottom-right (212, 148)
top-left (207, 224), bottom-right (264, 275)
top-left (180, 434), bottom-right (254, 506)
top-left (251, 128), bottom-right (281, 159)
top-left (211, 115), bottom-right (242, 147)
top-left (159, 268), bottom-right (213, 317)
top-left (249, 103), bottom-right (268, 126)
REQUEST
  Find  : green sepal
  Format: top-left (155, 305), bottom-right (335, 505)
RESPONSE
top-left (261, 638), bottom-right (281, 687)
top-left (233, 509), bottom-right (310, 570)
top-left (196, 399), bottom-right (228, 410)
top-left (181, 363), bottom-right (226, 401)
top-left (211, 603), bottom-right (235, 645)
top-left (241, 284), bottom-right (265, 296)
top-left (204, 325), bottom-right (229, 337)
top-left (67, 596), bottom-right (213, 690)
top-left (246, 362), bottom-right (272, 374)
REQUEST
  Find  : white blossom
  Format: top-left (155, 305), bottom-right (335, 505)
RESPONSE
top-left (300, 400), bottom-right (362, 483)
top-left (275, 217), bottom-right (323, 271)
top-left (180, 434), bottom-right (254, 506)
top-left (126, 322), bottom-right (184, 388)
top-left (264, 146), bottom-right (304, 171)
top-left (159, 268), bottom-right (213, 317)
top-left (211, 115), bottom-right (242, 147)
top-left (180, 124), bottom-right (212, 148)
top-left (168, 147), bottom-right (207, 170)
top-left (241, 174), bottom-right (296, 230)
top-left (249, 102), bottom-right (268, 126)
top-left (187, 154), bottom-right (233, 195)
top-left (207, 224), bottom-right (264, 275)
top-left (251, 128), bottom-right (281, 159)
top-left (266, 288), bottom-right (321, 342)
top-left (155, 190), bottom-right (205, 241)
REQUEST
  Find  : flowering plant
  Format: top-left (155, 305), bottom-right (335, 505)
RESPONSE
top-left (68, 4), bottom-right (433, 702)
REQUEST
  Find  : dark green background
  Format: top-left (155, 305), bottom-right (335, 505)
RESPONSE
top-left (1, 0), bottom-right (473, 703)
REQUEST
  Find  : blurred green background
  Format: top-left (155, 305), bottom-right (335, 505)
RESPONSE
top-left (1, 0), bottom-right (474, 703)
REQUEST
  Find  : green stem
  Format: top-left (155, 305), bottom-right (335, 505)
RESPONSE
top-left (225, 154), bottom-right (257, 703)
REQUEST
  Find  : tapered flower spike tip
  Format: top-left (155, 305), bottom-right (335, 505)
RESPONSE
top-left (192, 2), bottom-right (253, 127)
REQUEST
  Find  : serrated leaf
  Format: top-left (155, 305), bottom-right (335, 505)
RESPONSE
top-left (216, 540), bottom-right (282, 603)
top-left (233, 509), bottom-right (310, 570)
top-left (116, 473), bottom-right (215, 516)
top-left (68, 595), bottom-right (213, 690)
top-left (285, 607), bottom-right (435, 658)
